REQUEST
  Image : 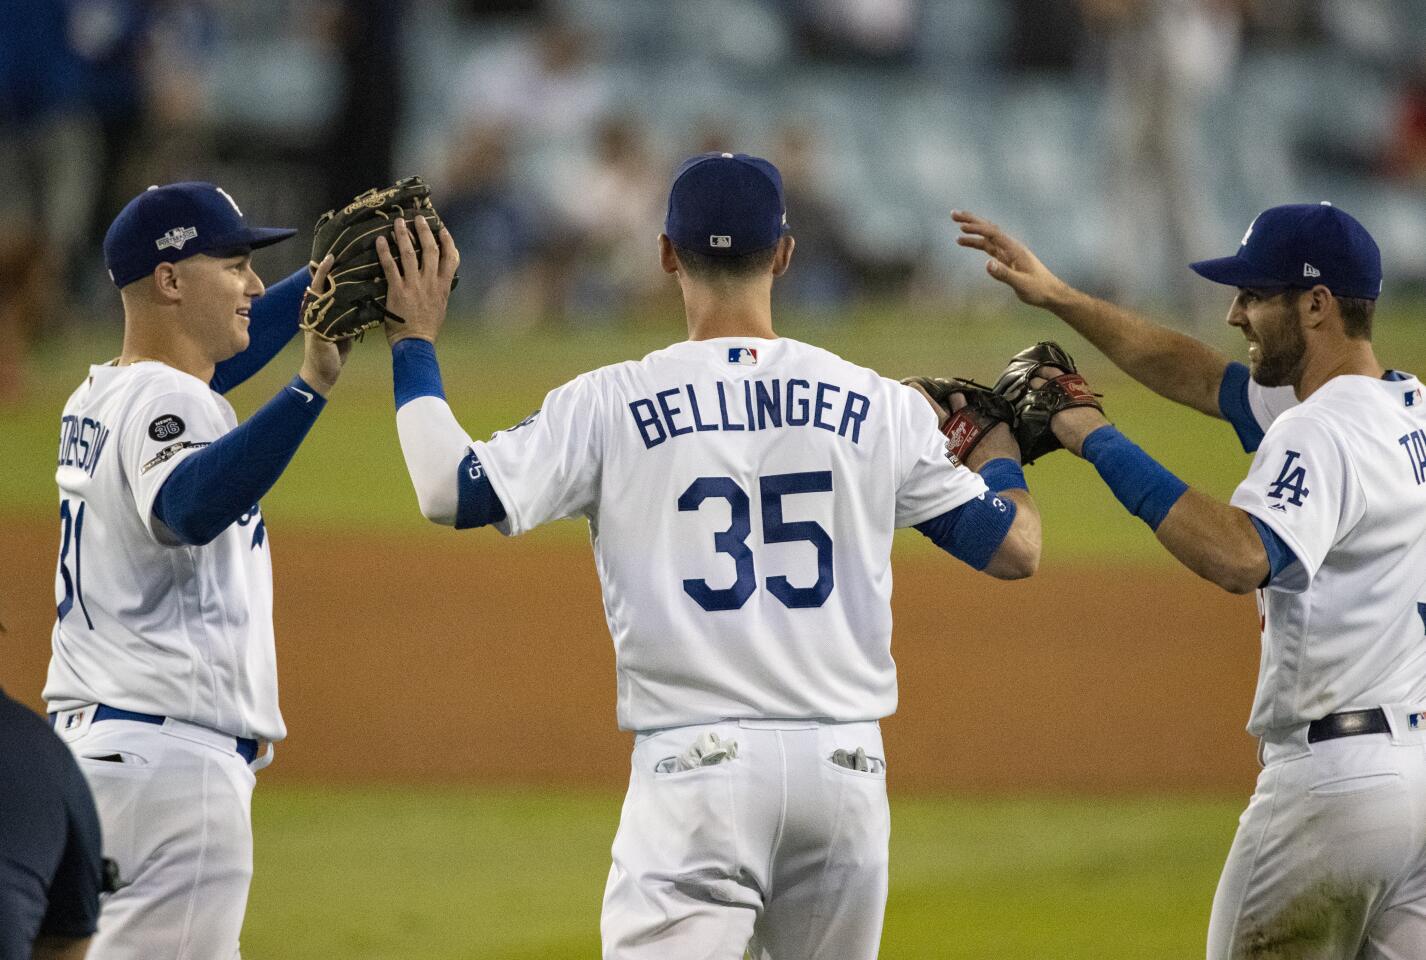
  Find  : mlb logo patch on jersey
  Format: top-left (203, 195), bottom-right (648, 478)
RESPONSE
top-left (1406, 388), bottom-right (1421, 407)
top-left (1411, 712), bottom-right (1424, 730)
top-left (728, 348), bottom-right (758, 366)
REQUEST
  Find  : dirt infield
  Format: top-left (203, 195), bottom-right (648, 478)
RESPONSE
top-left (2, 517), bottom-right (1262, 793)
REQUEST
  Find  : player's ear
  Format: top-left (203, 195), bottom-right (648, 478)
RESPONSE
top-left (771, 234), bottom-right (795, 278)
top-left (1302, 285), bottom-right (1332, 330)
top-left (151, 262), bottom-right (183, 304)
top-left (657, 233), bottom-right (680, 276)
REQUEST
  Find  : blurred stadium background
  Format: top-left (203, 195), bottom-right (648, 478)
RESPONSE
top-left (4, 1), bottom-right (1426, 957)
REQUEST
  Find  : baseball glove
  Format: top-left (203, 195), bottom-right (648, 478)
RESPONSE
top-left (902, 376), bottom-right (1015, 463)
top-left (991, 341), bottom-right (1103, 464)
top-left (300, 176), bottom-right (450, 342)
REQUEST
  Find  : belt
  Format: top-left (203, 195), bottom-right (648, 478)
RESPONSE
top-left (52, 704), bottom-right (259, 764)
top-left (1306, 708), bottom-right (1391, 743)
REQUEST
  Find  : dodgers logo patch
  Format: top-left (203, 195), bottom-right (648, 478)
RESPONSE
top-left (148, 415), bottom-right (186, 441)
top-left (728, 347), bottom-right (758, 366)
top-left (155, 226), bottom-right (198, 251)
top-left (1266, 449), bottom-right (1309, 507)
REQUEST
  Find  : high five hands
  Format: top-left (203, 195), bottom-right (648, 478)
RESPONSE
top-left (378, 215), bottom-right (461, 346)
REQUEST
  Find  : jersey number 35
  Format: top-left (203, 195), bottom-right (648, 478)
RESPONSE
top-left (679, 470), bottom-right (834, 612)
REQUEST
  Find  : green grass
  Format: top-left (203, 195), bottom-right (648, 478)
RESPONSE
top-left (8, 303), bottom-right (1425, 563)
top-left (244, 785), bottom-right (1242, 959)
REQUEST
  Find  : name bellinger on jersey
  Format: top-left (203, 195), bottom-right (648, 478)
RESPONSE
top-left (627, 371), bottom-right (872, 449)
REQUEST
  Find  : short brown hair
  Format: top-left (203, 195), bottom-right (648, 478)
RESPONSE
top-left (1337, 295), bottom-right (1374, 339)
top-left (674, 243), bottom-right (778, 283)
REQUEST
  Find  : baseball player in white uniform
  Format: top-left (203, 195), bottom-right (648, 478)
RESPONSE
top-left (955, 203), bottom-right (1426, 958)
top-left (376, 154), bottom-right (1043, 958)
top-left (45, 182), bottom-right (348, 958)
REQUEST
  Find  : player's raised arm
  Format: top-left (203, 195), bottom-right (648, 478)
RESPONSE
top-left (377, 215), bottom-right (505, 528)
top-left (1026, 364), bottom-right (1281, 595)
top-left (953, 210), bottom-right (1231, 418)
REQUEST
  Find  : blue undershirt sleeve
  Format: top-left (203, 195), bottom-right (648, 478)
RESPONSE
top-left (914, 492), bottom-right (1017, 571)
top-left (210, 267), bottom-right (308, 395)
top-left (152, 377), bottom-right (326, 545)
top-left (1248, 515), bottom-right (1299, 588)
top-left (454, 450), bottom-right (507, 529)
top-left (1217, 361), bottom-right (1266, 453)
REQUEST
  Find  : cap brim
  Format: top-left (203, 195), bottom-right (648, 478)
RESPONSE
top-left (1188, 255), bottom-right (1287, 290)
top-left (210, 226), bottom-right (298, 252)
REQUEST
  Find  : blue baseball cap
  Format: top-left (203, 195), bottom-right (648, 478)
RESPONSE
top-left (103, 182), bottom-right (297, 288)
top-left (664, 152), bottom-right (788, 257)
top-left (1190, 202), bottom-right (1382, 300)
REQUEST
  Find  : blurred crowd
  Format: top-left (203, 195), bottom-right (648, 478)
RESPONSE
top-left (4, 0), bottom-right (1426, 399)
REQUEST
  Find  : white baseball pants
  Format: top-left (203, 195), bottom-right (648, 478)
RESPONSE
top-left (602, 719), bottom-right (890, 960)
top-left (56, 712), bottom-right (259, 960)
top-left (1208, 705), bottom-right (1426, 960)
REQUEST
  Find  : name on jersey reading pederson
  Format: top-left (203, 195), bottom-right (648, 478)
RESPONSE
top-left (57, 415), bottom-right (112, 476)
top-left (629, 378), bottom-right (870, 449)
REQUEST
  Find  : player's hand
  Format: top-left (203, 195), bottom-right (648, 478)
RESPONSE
top-left (298, 255), bottom-right (352, 396)
top-left (1032, 366), bottom-right (1109, 457)
top-left (952, 210), bottom-right (1072, 310)
top-left (379, 215), bottom-right (460, 347)
top-left (935, 391), bottom-right (1018, 469)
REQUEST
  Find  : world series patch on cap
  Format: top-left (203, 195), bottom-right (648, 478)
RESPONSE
top-left (665, 152), bottom-right (788, 256)
top-left (1190, 202), bottom-right (1383, 300)
top-left (103, 182), bottom-right (297, 288)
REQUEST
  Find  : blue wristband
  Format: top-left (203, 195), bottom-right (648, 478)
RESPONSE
top-left (392, 338), bottom-right (444, 409)
top-left (978, 457), bottom-right (1028, 493)
top-left (1081, 425), bottom-right (1189, 531)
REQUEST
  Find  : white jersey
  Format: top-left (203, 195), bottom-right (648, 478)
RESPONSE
top-left (470, 336), bottom-right (989, 730)
top-left (1230, 373), bottom-right (1426, 736)
top-left (44, 361), bottom-right (284, 742)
